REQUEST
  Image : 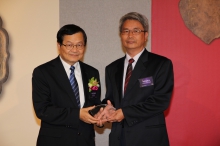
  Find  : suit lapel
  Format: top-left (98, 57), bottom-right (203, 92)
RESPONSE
top-left (115, 57), bottom-right (125, 103)
top-left (124, 50), bottom-right (149, 97)
top-left (52, 57), bottom-right (79, 107)
top-left (78, 61), bottom-right (89, 107)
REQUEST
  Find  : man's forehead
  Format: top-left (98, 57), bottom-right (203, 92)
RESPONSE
top-left (122, 20), bottom-right (144, 29)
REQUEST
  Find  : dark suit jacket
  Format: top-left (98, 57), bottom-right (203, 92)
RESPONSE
top-left (32, 57), bottom-right (101, 146)
top-left (102, 49), bottom-right (174, 146)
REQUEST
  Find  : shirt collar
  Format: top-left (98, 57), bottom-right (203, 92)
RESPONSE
top-left (59, 56), bottom-right (79, 73)
top-left (125, 48), bottom-right (145, 63)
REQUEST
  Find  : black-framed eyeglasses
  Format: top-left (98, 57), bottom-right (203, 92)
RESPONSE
top-left (121, 29), bottom-right (147, 35)
top-left (61, 43), bottom-right (85, 50)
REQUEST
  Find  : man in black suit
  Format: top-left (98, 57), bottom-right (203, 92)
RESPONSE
top-left (99, 12), bottom-right (174, 146)
top-left (32, 24), bottom-right (101, 146)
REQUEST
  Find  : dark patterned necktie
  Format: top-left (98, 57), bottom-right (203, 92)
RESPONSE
top-left (70, 66), bottom-right (80, 108)
top-left (124, 58), bottom-right (134, 94)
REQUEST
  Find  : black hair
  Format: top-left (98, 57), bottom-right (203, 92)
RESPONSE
top-left (57, 24), bottom-right (87, 45)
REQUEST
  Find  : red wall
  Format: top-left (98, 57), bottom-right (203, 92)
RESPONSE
top-left (152, 0), bottom-right (220, 146)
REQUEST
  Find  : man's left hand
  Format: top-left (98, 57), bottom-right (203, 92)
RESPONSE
top-left (107, 109), bottom-right (124, 122)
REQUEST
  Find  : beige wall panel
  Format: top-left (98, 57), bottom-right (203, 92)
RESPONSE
top-left (0, 1), bottom-right (59, 145)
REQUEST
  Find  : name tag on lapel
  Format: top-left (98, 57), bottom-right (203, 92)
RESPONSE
top-left (138, 76), bottom-right (154, 87)
top-left (89, 91), bottom-right (97, 99)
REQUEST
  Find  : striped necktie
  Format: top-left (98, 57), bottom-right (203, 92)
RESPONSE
top-left (70, 66), bottom-right (80, 108)
top-left (124, 58), bottom-right (134, 94)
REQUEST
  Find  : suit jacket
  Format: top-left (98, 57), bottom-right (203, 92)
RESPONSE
top-left (32, 56), bottom-right (101, 146)
top-left (103, 49), bottom-right (174, 146)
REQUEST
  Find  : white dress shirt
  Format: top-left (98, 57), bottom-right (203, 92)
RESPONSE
top-left (60, 56), bottom-right (85, 108)
top-left (122, 48), bottom-right (145, 95)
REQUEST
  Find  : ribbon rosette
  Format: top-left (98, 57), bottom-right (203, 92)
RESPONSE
top-left (88, 77), bottom-right (100, 92)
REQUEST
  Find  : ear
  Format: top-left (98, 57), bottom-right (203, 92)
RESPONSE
top-left (57, 42), bottom-right (61, 53)
top-left (57, 42), bottom-right (61, 49)
top-left (144, 32), bottom-right (148, 42)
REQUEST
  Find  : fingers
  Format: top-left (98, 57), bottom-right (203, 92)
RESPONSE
top-left (96, 120), bottom-right (104, 128)
top-left (94, 107), bottom-right (102, 118)
top-left (106, 112), bottom-right (117, 122)
top-left (96, 103), bottom-right (116, 122)
top-left (81, 103), bottom-right (115, 124)
top-left (89, 102), bottom-right (117, 124)
top-left (87, 105), bottom-right (96, 111)
top-left (106, 109), bottom-right (124, 123)
top-left (80, 107), bottom-right (98, 124)
top-left (97, 108), bottom-right (107, 119)
top-left (88, 116), bottom-right (99, 124)
top-left (107, 100), bottom-right (112, 106)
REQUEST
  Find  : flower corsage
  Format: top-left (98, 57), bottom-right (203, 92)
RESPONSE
top-left (88, 77), bottom-right (100, 92)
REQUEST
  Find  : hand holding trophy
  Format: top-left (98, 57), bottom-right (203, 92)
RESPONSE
top-left (88, 100), bottom-right (116, 127)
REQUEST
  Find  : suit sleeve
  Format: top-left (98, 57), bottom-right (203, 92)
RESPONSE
top-left (122, 59), bottom-right (174, 126)
top-left (102, 66), bottom-right (115, 106)
top-left (32, 67), bottom-right (80, 128)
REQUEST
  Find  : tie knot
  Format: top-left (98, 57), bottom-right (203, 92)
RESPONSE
top-left (70, 66), bottom-right (75, 71)
top-left (129, 58), bottom-right (134, 64)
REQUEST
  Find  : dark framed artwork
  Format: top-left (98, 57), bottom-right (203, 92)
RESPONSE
top-left (0, 17), bottom-right (10, 94)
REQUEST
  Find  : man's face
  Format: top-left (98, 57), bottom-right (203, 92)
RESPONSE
top-left (120, 20), bottom-right (148, 53)
top-left (58, 32), bottom-right (85, 65)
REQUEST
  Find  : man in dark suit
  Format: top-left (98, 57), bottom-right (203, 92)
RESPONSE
top-left (32, 24), bottom-right (101, 146)
top-left (99, 12), bottom-right (174, 146)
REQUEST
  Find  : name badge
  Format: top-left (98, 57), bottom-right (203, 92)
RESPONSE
top-left (89, 91), bottom-right (97, 99)
top-left (138, 76), bottom-right (154, 87)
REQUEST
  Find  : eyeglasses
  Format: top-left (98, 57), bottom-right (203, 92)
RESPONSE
top-left (61, 43), bottom-right (85, 50)
top-left (121, 29), bottom-right (147, 35)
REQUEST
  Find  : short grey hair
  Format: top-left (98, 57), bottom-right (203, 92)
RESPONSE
top-left (119, 12), bottom-right (149, 32)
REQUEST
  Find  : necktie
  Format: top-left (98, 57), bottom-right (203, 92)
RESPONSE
top-left (124, 58), bottom-right (134, 93)
top-left (70, 66), bottom-right (80, 108)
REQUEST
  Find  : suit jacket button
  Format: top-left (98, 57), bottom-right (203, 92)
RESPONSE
top-left (78, 132), bottom-right (81, 135)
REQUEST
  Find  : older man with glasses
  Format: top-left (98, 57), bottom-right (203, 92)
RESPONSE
top-left (99, 12), bottom-right (174, 146)
top-left (32, 24), bottom-right (101, 146)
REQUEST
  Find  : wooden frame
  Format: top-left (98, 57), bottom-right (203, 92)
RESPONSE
top-left (0, 17), bottom-right (10, 94)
